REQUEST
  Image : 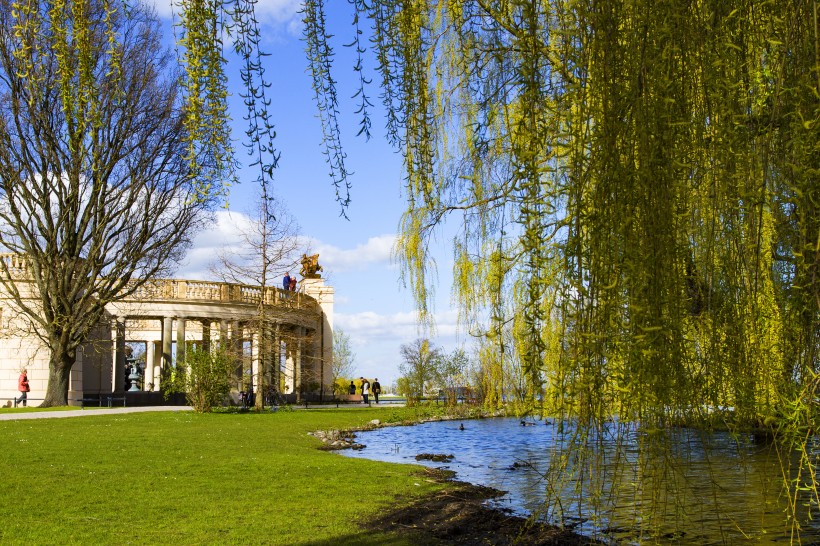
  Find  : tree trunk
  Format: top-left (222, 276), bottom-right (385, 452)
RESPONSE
top-left (41, 352), bottom-right (74, 407)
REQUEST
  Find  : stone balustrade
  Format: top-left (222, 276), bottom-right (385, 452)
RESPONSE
top-left (126, 279), bottom-right (310, 308)
top-left (0, 253), bottom-right (313, 310)
top-left (0, 253), bottom-right (31, 276)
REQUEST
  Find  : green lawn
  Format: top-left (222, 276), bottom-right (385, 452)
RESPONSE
top-left (0, 407), bottom-right (450, 545)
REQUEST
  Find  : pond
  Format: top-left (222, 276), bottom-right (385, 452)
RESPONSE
top-left (340, 417), bottom-right (820, 545)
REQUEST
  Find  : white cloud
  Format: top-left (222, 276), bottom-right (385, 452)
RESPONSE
top-left (336, 307), bottom-right (462, 349)
top-left (254, 0), bottom-right (302, 24)
top-left (148, 0), bottom-right (302, 33)
top-left (335, 308), bottom-right (466, 385)
top-left (177, 213), bottom-right (395, 280)
top-left (337, 310), bottom-right (418, 341)
top-left (313, 234), bottom-right (396, 273)
top-left (175, 210), bottom-right (254, 280)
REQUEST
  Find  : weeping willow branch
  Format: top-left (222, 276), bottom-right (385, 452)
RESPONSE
top-left (302, 0), bottom-right (353, 218)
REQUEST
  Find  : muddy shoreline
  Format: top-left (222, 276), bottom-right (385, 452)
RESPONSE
top-left (368, 467), bottom-right (602, 545)
top-left (312, 418), bottom-right (601, 545)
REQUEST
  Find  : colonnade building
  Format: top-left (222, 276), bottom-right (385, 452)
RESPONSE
top-left (0, 255), bottom-right (334, 407)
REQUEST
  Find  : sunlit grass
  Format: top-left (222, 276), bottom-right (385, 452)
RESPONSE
top-left (0, 405), bottom-right (81, 413)
top-left (0, 407), bottom-right (450, 545)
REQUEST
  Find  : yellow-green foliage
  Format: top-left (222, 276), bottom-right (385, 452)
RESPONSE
top-left (164, 345), bottom-right (235, 412)
top-left (11, 0), bottom-right (120, 151)
top-left (378, 0), bottom-right (818, 424)
top-left (305, 0), bottom-right (820, 540)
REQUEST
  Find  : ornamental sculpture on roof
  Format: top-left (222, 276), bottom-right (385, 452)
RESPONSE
top-left (300, 253), bottom-right (323, 279)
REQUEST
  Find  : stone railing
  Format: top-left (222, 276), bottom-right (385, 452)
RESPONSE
top-left (127, 279), bottom-right (314, 310)
top-left (0, 254), bottom-right (315, 311)
top-left (0, 253), bottom-right (29, 273)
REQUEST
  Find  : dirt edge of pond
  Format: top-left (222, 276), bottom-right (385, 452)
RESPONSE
top-left (368, 467), bottom-right (601, 545)
top-left (312, 418), bottom-right (602, 544)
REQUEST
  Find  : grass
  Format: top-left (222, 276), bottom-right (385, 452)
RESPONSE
top-left (0, 405), bottom-right (81, 413)
top-left (0, 406), bottom-right (454, 545)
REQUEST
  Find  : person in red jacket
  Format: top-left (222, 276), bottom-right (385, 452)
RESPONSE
top-left (16, 369), bottom-right (30, 407)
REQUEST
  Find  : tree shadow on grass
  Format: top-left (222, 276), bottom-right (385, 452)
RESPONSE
top-left (301, 471), bottom-right (601, 546)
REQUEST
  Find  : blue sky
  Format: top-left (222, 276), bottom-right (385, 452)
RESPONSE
top-left (151, 0), bottom-right (464, 386)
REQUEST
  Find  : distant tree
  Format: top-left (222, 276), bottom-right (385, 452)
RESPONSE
top-left (0, 2), bottom-right (210, 406)
top-left (398, 339), bottom-right (442, 404)
top-left (395, 376), bottom-right (413, 405)
top-left (332, 328), bottom-right (356, 395)
top-left (436, 348), bottom-right (470, 406)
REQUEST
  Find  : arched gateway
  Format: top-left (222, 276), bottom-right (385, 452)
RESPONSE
top-left (0, 258), bottom-right (334, 407)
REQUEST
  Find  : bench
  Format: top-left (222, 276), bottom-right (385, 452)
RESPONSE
top-left (73, 395), bottom-right (127, 409)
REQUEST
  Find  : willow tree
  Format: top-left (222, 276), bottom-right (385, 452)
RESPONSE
top-left (0, 1), bottom-right (211, 406)
top-left (303, 0), bottom-right (819, 425)
top-left (303, 0), bottom-right (819, 539)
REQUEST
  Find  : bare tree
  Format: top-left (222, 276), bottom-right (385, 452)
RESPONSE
top-left (210, 197), bottom-right (303, 287)
top-left (210, 194), bottom-right (305, 408)
top-left (0, 2), bottom-right (211, 406)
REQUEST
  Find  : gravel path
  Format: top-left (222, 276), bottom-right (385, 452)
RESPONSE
top-left (0, 406), bottom-right (193, 421)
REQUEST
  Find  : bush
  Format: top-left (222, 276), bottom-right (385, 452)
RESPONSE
top-left (164, 345), bottom-right (235, 412)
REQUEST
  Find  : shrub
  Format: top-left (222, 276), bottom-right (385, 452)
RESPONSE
top-left (164, 345), bottom-right (235, 412)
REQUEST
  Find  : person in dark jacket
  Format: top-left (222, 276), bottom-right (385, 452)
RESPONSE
top-left (372, 378), bottom-right (381, 404)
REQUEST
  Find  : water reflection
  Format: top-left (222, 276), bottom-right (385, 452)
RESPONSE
top-left (340, 417), bottom-right (820, 544)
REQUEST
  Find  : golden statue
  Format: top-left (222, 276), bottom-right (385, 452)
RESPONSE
top-left (300, 253), bottom-right (323, 278)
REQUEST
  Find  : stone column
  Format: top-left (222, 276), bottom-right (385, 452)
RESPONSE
top-left (295, 327), bottom-right (302, 402)
top-left (261, 320), bottom-right (274, 394)
top-left (219, 320), bottom-right (229, 348)
top-left (145, 340), bottom-right (156, 391)
top-left (251, 329), bottom-right (260, 398)
top-left (176, 317), bottom-right (186, 367)
top-left (284, 328), bottom-right (294, 395)
top-left (161, 316), bottom-right (173, 381)
top-left (112, 316), bottom-right (126, 393)
top-left (273, 323), bottom-right (280, 393)
top-left (232, 320), bottom-right (243, 389)
top-left (201, 319), bottom-right (211, 353)
top-left (301, 278), bottom-right (334, 397)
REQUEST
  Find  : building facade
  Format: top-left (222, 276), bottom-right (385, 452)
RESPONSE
top-left (0, 262), bottom-right (334, 407)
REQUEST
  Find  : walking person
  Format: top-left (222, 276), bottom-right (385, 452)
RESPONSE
top-left (16, 369), bottom-right (30, 407)
top-left (361, 377), bottom-right (370, 405)
top-left (282, 272), bottom-right (291, 291)
top-left (372, 378), bottom-right (381, 404)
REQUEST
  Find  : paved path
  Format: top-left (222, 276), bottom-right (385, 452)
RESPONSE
top-left (0, 406), bottom-right (193, 421)
top-left (0, 402), bottom-right (405, 421)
